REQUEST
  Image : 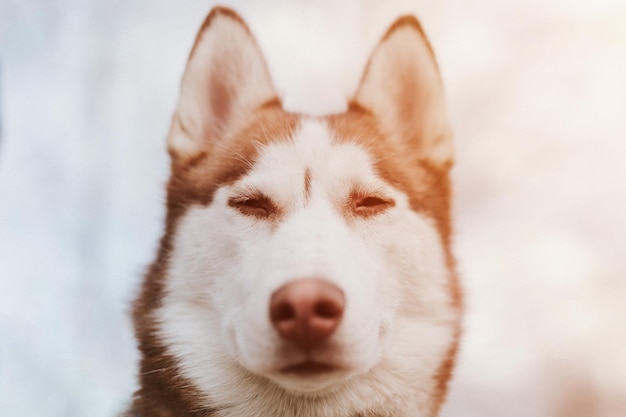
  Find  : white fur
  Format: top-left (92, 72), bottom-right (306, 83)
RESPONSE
top-left (156, 119), bottom-right (457, 416)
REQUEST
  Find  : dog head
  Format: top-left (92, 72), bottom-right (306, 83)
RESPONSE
top-left (134, 7), bottom-right (461, 417)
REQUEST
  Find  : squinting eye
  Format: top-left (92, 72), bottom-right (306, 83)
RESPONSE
top-left (228, 194), bottom-right (277, 218)
top-left (357, 196), bottom-right (388, 208)
top-left (353, 195), bottom-right (395, 216)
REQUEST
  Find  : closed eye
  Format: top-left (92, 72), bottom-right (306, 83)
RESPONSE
top-left (228, 194), bottom-right (277, 218)
top-left (351, 193), bottom-right (395, 217)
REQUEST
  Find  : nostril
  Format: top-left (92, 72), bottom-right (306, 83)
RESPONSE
top-left (271, 301), bottom-right (296, 323)
top-left (314, 300), bottom-right (342, 319)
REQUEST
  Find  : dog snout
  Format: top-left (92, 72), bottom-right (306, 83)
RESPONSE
top-left (269, 279), bottom-right (345, 350)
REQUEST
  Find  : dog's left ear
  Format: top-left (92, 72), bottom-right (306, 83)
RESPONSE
top-left (354, 16), bottom-right (453, 168)
top-left (168, 7), bottom-right (276, 161)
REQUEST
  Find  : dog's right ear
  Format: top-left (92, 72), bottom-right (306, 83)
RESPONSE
top-left (167, 7), bottom-right (276, 161)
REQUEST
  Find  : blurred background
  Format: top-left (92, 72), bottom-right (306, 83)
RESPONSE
top-left (1, 0), bottom-right (625, 416)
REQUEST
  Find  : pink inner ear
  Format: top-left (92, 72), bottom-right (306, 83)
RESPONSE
top-left (209, 64), bottom-right (235, 127)
top-left (396, 63), bottom-right (420, 136)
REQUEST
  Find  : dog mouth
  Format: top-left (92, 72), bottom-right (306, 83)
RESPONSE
top-left (280, 361), bottom-right (337, 376)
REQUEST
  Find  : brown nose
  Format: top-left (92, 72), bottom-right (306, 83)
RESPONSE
top-left (269, 279), bottom-right (345, 350)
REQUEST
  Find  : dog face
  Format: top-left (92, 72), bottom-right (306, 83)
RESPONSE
top-left (134, 7), bottom-right (461, 417)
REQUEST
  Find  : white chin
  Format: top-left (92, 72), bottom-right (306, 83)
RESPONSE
top-left (265, 365), bottom-right (354, 394)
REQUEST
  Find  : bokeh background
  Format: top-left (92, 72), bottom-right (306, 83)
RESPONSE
top-left (1, 0), bottom-right (625, 416)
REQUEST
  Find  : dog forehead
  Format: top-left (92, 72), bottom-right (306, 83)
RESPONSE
top-left (246, 119), bottom-right (378, 190)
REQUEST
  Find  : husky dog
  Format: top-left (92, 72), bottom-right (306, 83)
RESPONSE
top-left (129, 6), bottom-right (462, 417)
